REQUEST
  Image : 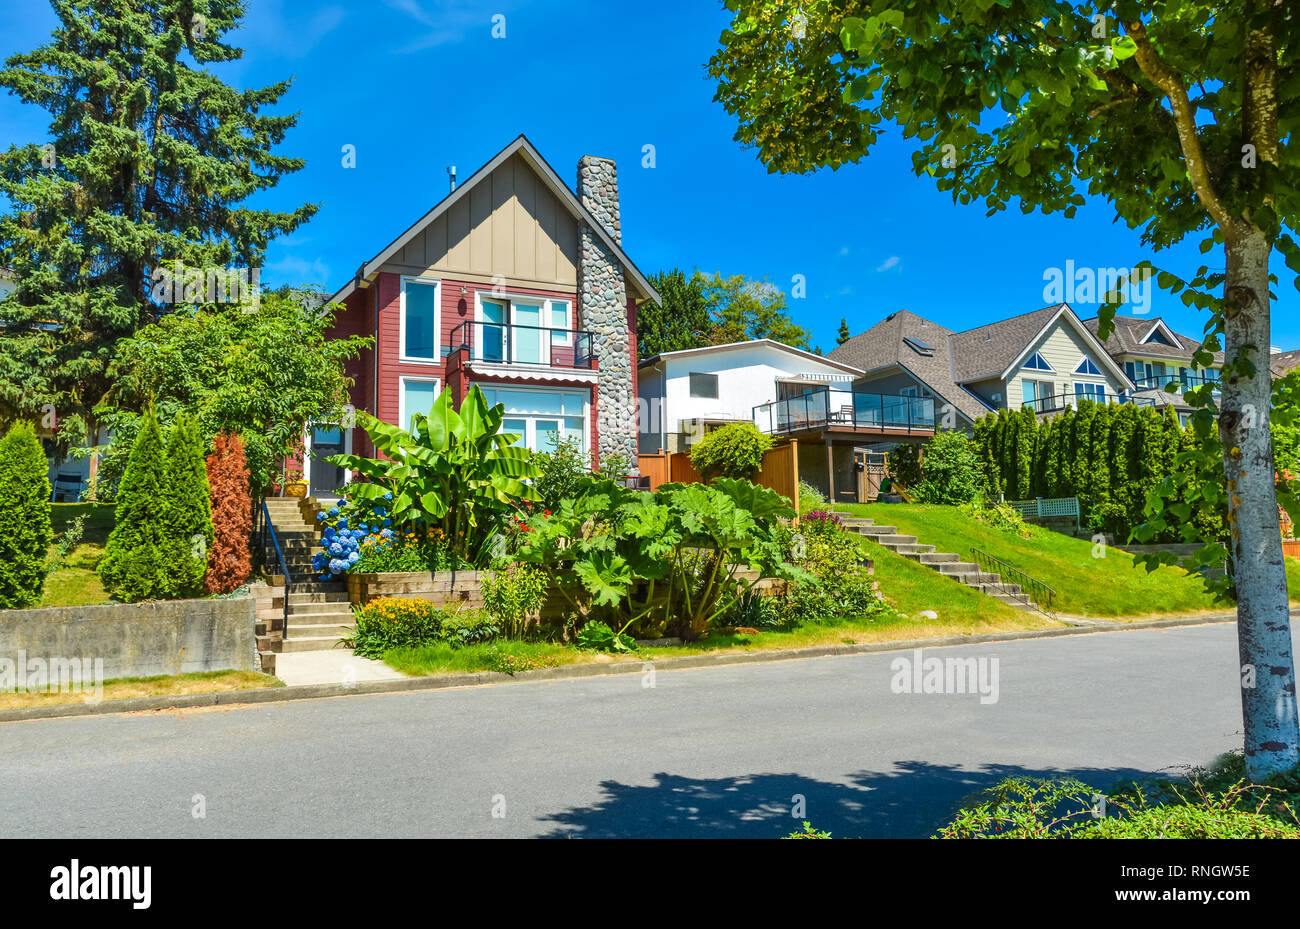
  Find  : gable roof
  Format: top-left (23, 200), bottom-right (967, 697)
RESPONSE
top-left (828, 310), bottom-right (992, 424)
top-left (327, 134), bottom-right (660, 306)
top-left (947, 305), bottom-right (1065, 382)
top-left (639, 338), bottom-right (864, 377)
top-left (1081, 314), bottom-right (1225, 364)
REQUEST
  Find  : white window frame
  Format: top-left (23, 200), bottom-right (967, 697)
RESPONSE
top-left (1023, 352), bottom-right (1054, 372)
top-left (399, 276), bottom-right (442, 365)
top-left (483, 384), bottom-right (590, 455)
top-left (398, 375), bottom-right (442, 433)
top-left (473, 290), bottom-right (577, 362)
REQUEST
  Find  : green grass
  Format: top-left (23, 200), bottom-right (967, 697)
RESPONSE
top-left (0, 668), bottom-right (280, 710)
top-left (838, 502), bottom-right (1243, 618)
top-left (39, 503), bottom-right (115, 608)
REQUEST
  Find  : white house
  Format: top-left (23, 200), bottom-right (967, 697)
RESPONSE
top-left (636, 339), bottom-right (864, 453)
top-left (0, 267), bottom-right (14, 301)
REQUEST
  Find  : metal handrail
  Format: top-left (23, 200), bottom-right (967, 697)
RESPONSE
top-left (1021, 391), bottom-right (1156, 414)
top-left (258, 499), bottom-right (293, 639)
top-left (752, 387), bottom-right (936, 435)
top-left (446, 320), bottom-right (596, 369)
top-left (969, 547), bottom-right (1057, 618)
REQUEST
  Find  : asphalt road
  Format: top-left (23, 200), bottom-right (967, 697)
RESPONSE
top-left (0, 623), bottom-right (1250, 838)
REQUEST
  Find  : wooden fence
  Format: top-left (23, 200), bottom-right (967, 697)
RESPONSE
top-left (637, 441), bottom-right (801, 513)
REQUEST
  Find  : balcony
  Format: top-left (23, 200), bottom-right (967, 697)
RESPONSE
top-left (1130, 372), bottom-right (1221, 395)
top-left (753, 387), bottom-right (936, 437)
top-left (1022, 391), bottom-right (1156, 416)
top-left (447, 320), bottom-right (596, 370)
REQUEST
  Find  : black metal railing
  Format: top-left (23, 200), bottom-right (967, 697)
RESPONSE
top-left (1129, 372), bottom-right (1221, 392)
top-left (1021, 391), bottom-right (1156, 414)
top-left (753, 388), bottom-right (936, 435)
top-left (255, 499), bottom-right (292, 639)
top-left (446, 320), bottom-right (595, 369)
top-left (970, 547), bottom-right (1057, 617)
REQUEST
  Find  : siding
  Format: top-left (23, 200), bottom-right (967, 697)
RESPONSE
top-left (1006, 318), bottom-right (1124, 406)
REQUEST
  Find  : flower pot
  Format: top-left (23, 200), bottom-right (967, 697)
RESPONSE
top-left (285, 484), bottom-right (308, 498)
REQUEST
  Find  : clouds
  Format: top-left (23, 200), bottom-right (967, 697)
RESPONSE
top-left (876, 255), bottom-right (901, 273)
top-left (384, 0), bottom-right (503, 53)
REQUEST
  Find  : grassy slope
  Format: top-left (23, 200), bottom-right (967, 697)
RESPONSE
top-left (39, 503), bottom-right (115, 608)
top-left (839, 503), bottom-right (1299, 618)
top-left (0, 669), bottom-right (280, 711)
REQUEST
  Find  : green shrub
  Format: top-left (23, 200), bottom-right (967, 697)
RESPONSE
top-left (784, 821), bottom-right (833, 839)
top-left (534, 435), bottom-right (589, 509)
top-left (345, 597), bottom-right (501, 658)
top-left (439, 612), bottom-right (501, 647)
top-left (576, 619), bottom-right (637, 653)
top-left (689, 422), bottom-right (774, 479)
top-left (779, 512), bottom-right (884, 624)
top-left (797, 479), bottom-right (825, 515)
top-left (914, 431), bottom-right (982, 505)
top-left (162, 412), bottom-right (213, 598)
top-left (99, 407), bottom-right (172, 602)
top-left (959, 502), bottom-right (1032, 538)
top-left (0, 421), bottom-right (53, 608)
top-left (887, 444), bottom-right (922, 489)
top-left (481, 562), bottom-right (549, 638)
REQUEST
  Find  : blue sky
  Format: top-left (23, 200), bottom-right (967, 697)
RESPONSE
top-left (2, 0), bottom-right (1297, 352)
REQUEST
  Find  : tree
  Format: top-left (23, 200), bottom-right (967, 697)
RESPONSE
top-left (98, 406), bottom-right (170, 602)
top-left (710, 1), bottom-right (1300, 776)
top-left (638, 269), bottom-right (712, 356)
top-left (700, 272), bottom-right (812, 348)
top-left (0, 421), bottom-right (52, 607)
top-left (0, 0), bottom-right (315, 449)
top-left (836, 318), bottom-right (852, 345)
top-left (163, 412), bottom-right (212, 598)
top-left (93, 293), bottom-right (370, 493)
top-left (914, 430), bottom-right (981, 505)
top-left (204, 431), bottom-right (251, 594)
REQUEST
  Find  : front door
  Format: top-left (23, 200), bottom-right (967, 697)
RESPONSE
top-left (308, 425), bottom-right (347, 498)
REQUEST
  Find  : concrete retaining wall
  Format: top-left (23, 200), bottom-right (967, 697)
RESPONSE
top-left (0, 595), bottom-right (259, 681)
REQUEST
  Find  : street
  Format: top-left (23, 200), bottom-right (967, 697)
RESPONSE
top-left (0, 623), bottom-right (1248, 838)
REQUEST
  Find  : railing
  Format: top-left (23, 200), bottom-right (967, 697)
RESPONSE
top-left (1021, 391), bottom-right (1156, 414)
top-left (1130, 372), bottom-right (1221, 393)
top-left (255, 499), bottom-right (292, 639)
top-left (446, 320), bottom-right (595, 369)
top-left (970, 547), bottom-right (1057, 618)
top-left (753, 388), bottom-right (936, 435)
top-left (1005, 496), bottom-right (1081, 530)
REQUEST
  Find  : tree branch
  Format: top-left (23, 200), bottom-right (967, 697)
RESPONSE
top-left (1124, 19), bottom-right (1234, 232)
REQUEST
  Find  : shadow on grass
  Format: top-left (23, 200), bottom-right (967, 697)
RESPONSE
top-left (537, 760), bottom-right (1171, 838)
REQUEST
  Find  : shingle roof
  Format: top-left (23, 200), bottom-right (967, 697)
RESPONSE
top-left (827, 310), bottom-right (993, 423)
top-left (1081, 315), bottom-right (1224, 364)
top-left (947, 305), bottom-right (1065, 382)
top-left (1272, 349), bottom-right (1300, 378)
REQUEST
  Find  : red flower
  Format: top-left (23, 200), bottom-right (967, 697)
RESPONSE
top-left (543, 509), bottom-right (552, 517)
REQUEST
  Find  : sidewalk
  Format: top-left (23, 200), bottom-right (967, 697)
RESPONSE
top-left (273, 651), bottom-right (407, 687)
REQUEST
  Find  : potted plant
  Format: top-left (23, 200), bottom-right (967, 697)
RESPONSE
top-left (283, 467), bottom-right (308, 498)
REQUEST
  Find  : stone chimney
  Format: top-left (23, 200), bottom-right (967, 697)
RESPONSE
top-left (577, 155), bottom-right (635, 464)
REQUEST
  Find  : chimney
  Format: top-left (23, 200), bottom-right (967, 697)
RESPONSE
top-left (576, 155), bottom-right (633, 464)
top-left (447, 165), bottom-right (457, 193)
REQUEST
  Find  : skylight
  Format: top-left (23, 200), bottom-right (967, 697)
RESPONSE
top-left (903, 337), bottom-right (935, 356)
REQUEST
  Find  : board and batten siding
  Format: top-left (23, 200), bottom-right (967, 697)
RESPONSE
top-left (376, 152), bottom-right (580, 290)
top-left (1005, 318), bottom-right (1125, 406)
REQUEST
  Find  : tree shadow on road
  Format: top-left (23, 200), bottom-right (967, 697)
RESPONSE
top-left (536, 760), bottom-right (1179, 838)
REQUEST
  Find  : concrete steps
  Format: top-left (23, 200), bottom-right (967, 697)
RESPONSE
top-left (262, 499), bottom-right (355, 661)
top-left (835, 510), bottom-right (1048, 614)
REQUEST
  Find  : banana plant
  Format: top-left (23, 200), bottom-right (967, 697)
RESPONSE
top-left (328, 384), bottom-right (539, 563)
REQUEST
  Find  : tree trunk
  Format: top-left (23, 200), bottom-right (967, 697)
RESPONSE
top-left (1222, 225), bottom-right (1299, 780)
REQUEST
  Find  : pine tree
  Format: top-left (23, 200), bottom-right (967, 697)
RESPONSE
top-left (204, 431), bottom-right (251, 594)
top-left (163, 412), bottom-right (213, 598)
top-left (0, 421), bottom-right (53, 607)
top-left (0, 1), bottom-right (315, 444)
top-left (99, 407), bottom-right (171, 601)
top-left (836, 318), bottom-right (852, 345)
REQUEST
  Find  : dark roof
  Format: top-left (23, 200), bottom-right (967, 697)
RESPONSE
top-left (1272, 349), bottom-right (1300, 378)
top-left (1081, 315), bottom-right (1225, 365)
top-left (948, 305), bottom-right (1065, 382)
top-left (828, 310), bottom-right (992, 423)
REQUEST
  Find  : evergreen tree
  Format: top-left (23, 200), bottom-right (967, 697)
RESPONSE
top-left (163, 412), bottom-right (212, 598)
top-left (1087, 403), bottom-right (1118, 533)
top-left (0, 1), bottom-right (315, 445)
top-left (1050, 408), bottom-right (1075, 497)
top-left (204, 431), bottom-right (251, 594)
top-left (1013, 408), bottom-right (1037, 500)
top-left (638, 269), bottom-right (712, 356)
top-left (836, 318), bottom-right (852, 345)
top-left (0, 421), bottom-right (53, 607)
top-left (98, 407), bottom-right (170, 601)
top-left (1071, 401), bottom-right (1097, 513)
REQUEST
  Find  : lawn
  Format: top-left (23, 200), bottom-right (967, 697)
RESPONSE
top-left (39, 502), bottom-right (116, 608)
top-left (837, 502), bottom-right (1298, 618)
top-left (0, 669), bottom-right (280, 711)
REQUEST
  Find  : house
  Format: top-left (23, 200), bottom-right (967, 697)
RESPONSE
top-left (636, 339), bottom-right (864, 453)
top-left (830, 304), bottom-right (1136, 427)
top-left (0, 267), bottom-right (14, 301)
top-left (1081, 314), bottom-right (1224, 423)
top-left (313, 135), bottom-right (660, 498)
top-left (1272, 348), bottom-right (1300, 379)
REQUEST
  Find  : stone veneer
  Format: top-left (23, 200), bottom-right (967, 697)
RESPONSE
top-left (577, 155), bottom-right (637, 463)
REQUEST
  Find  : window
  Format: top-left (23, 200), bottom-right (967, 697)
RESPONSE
top-left (1023, 352), bottom-right (1053, 371)
top-left (1022, 380), bottom-right (1044, 409)
top-left (399, 377), bottom-right (441, 433)
top-left (689, 373), bottom-right (719, 398)
top-left (479, 386), bottom-right (587, 453)
top-left (1075, 358), bottom-right (1102, 375)
top-left (900, 386), bottom-right (918, 397)
top-left (475, 292), bottom-right (575, 362)
top-left (1075, 382), bottom-right (1106, 402)
top-left (549, 300), bottom-right (572, 346)
top-left (1144, 328), bottom-right (1176, 346)
top-left (401, 278), bottom-right (440, 361)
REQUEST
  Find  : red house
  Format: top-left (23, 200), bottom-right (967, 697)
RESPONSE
top-left (305, 136), bottom-right (660, 497)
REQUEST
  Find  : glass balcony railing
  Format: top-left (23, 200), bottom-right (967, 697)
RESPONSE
top-left (753, 388), bottom-right (936, 435)
top-left (447, 320), bottom-right (596, 369)
top-left (1021, 391), bottom-right (1156, 415)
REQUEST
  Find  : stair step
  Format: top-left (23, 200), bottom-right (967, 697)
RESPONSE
top-left (279, 636), bottom-right (350, 653)
top-left (289, 600), bottom-right (356, 615)
top-left (286, 621), bottom-right (353, 637)
top-left (894, 544), bottom-right (936, 556)
top-left (918, 552), bottom-right (960, 565)
top-left (288, 590), bottom-right (351, 605)
top-left (937, 562), bottom-right (980, 576)
top-left (874, 535), bottom-right (919, 547)
top-left (855, 525), bottom-right (898, 537)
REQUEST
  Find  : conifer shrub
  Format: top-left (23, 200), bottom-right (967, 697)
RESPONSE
top-left (98, 407), bottom-right (172, 602)
top-left (204, 431), bottom-right (252, 594)
top-left (0, 421), bottom-right (53, 608)
top-left (163, 413), bottom-right (213, 598)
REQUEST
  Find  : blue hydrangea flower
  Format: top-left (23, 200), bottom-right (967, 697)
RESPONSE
top-left (383, 492), bottom-right (392, 501)
top-left (337, 518), bottom-right (348, 529)
top-left (329, 507), bottom-right (339, 517)
top-left (328, 559), bottom-right (344, 574)
top-left (329, 542), bottom-right (343, 555)
top-left (347, 551), bottom-right (360, 563)
top-left (316, 512), bottom-right (325, 522)
top-left (382, 518), bottom-right (391, 527)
